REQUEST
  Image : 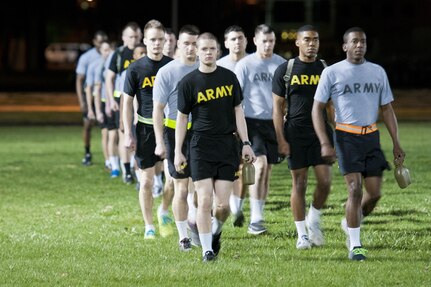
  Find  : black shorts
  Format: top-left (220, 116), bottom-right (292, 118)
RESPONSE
top-left (134, 122), bottom-right (162, 169)
top-left (189, 133), bottom-right (238, 182)
top-left (246, 118), bottom-right (278, 164)
top-left (285, 124), bottom-right (333, 170)
top-left (99, 102), bottom-right (108, 129)
top-left (334, 129), bottom-right (389, 177)
top-left (165, 127), bottom-right (191, 179)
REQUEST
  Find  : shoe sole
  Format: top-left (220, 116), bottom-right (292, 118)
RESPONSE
top-left (247, 228), bottom-right (267, 235)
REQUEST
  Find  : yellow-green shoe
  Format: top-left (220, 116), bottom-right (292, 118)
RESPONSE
top-left (144, 229), bottom-right (156, 240)
top-left (158, 213), bottom-right (174, 238)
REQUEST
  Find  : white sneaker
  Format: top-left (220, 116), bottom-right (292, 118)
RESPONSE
top-left (341, 218), bottom-right (350, 249)
top-left (306, 216), bottom-right (324, 246)
top-left (296, 235), bottom-right (312, 250)
top-left (187, 221), bottom-right (201, 247)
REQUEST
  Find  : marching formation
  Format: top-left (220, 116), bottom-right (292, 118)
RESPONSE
top-left (75, 20), bottom-right (405, 262)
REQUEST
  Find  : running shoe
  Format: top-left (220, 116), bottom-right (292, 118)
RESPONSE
top-left (187, 221), bottom-right (201, 247)
top-left (306, 216), bottom-right (324, 246)
top-left (212, 232), bottom-right (222, 256)
top-left (157, 212), bottom-right (174, 238)
top-left (247, 221), bottom-right (267, 235)
top-left (296, 235), bottom-right (312, 250)
top-left (232, 211), bottom-right (245, 227)
top-left (179, 238), bottom-right (192, 252)
top-left (82, 153), bottom-right (92, 166)
top-left (144, 229), bottom-right (156, 240)
top-left (202, 250), bottom-right (216, 262)
top-left (349, 246), bottom-right (367, 261)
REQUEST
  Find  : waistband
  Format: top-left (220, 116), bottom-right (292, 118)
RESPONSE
top-left (164, 118), bottom-right (192, 130)
top-left (336, 122), bottom-right (378, 135)
top-left (113, 90), bottom-right (122, 98)
top-left (137, 115), bottom-right (153, 125)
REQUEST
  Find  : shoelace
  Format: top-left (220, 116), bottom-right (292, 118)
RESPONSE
top-left (161, 215), bottom-right (173, 225)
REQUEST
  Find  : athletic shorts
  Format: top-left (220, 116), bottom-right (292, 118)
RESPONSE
top-left (284, 124), bottom-right (333, 170)
top-left (334, 129), bottom-right (390, 177)
top-left (165, 127), bottom-right (191, 179)
top-left (99, 102), bottom-right (108, 129)
top-left (134, 122), bottom-right (162, 169)
top-left (189, 133), bottom-right (238, 182)
top-left (246, 118), bottom-right (278, 164)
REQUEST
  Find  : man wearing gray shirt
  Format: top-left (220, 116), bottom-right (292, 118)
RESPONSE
top-left (235, 24), bottom-right (286, 235)
top-left (312, 27), bottom-right (405, 261)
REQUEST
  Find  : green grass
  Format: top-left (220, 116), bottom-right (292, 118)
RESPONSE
top-left (0, 123), bottom-right (430, 286)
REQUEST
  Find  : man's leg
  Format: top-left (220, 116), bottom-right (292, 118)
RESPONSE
top-left (139, 166), bottom-right (156, 239)
top-left (362, 176), bottom-right (382, 217)
top-left (212, 179), bottom-right (233, 256)
top-left (290, 168), bottom-right (311, 249)
top-left (306, 164), bottom-right (332, 246)
top-left (173, 178), bottom-right (190, 250)
top-left (82, 118), bottom-right (93, 165)
top-left (248, 155), bottom-right (269, 234)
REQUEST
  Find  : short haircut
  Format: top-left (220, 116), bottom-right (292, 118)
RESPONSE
top-left (122, 21), bottom-right (141, 33)
top-left (179, 25), bottom-right (200, 36)
top-left (223, 25), bottom-right (245, 39)
top-left (254, 24), bottom-right (274, 36)
top-left (165, 28), bottom-right (175, 35)
top-left (134, 43), bottom-right (147, 50)
top-left (143, 19), bottom-right (165, 36)
top-left (297, 25), bottom-right (318, 34)
top-left (197, 32), bottom-right (218, 43)
top-left (94, 30), bottom-right (108, 40)
top-left (343, 27), bottom-right (365, 43)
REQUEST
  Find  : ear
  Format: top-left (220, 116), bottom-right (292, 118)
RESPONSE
top-left (295, 40), bottom-right (300, 47)
top-left (342, 43), bottom-right (347, 52)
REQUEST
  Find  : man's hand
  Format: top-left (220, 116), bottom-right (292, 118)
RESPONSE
top-left (321, 143), bottom-right (336, 164)
top-left (124, 132), bottom-right (136, 151)
top-left (174, 152), bottom-right (187, 174)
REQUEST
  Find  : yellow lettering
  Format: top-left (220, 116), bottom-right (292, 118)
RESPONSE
top-left (197, 92), bottom-right (207, 103)
top-left (225, 85), bottom-right (233, 95)
top-left (291, 75), bottom-right (300, 85)
top-left (309, 75), bottom-right (320, 85)
top-left (216, 86), bottom-right (227, 98)
top-left (206, 89), bottom-right (215, 100)
top-left (124, 60), bottom-right (130, 69)
top-left (142, 77), bottom-right (154, 88)
top-left (301, 75), bottom-right (309, 85)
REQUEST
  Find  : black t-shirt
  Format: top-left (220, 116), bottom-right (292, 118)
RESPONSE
top-left (273, 57), bottom-right (326, 128)
top-left (123, 55), bottom-right (173, 118)
top-left (178, 66), bottom-right (243, 135)
top-left (108, 46), bottom-right (135, 75)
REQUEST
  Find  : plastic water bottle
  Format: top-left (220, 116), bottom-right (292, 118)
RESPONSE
top-left (242, 161), bottom-right (255, 185)
top-left (394, 163), bottom-right (411, 189)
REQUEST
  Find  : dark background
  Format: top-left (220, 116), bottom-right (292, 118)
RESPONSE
top-left (1, 0), bottom-right (431, 91)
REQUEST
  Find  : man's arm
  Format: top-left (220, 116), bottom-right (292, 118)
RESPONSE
top-left (272, 93), bottom-right (290, 157)
top-left (174, 112), bottom-right (188, 172)
top-left (75, 74), bottom-right (86, 113)
top-left (122, 94), bottom-right (135, 150)
top-left (312, 100), bottom-right (336, 162)
top-left (84, 83), bottom-right (95, 120)
top-left (153, 101), bottom-right (167, 159)
top-left (93, 82), bottom-right (103, 124)
top-left (381, 103), bottom-right (405, 164)
top-left (235, 105), bottom-right (256, 163)
top-left (105, 70), bottom-right (118, 112)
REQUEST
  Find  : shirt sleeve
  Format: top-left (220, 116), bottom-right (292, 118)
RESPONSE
top-left (272, 62), bottom-right (288, 97)
top-left (108, 51), bottom-right (119, 74)
top-left (314, 68), bottom-right (331, 104)
top-left (379, 67), bottom-right (394, 106)
top-left (177, 78), bottom-right (191, 115)
top-left (123, 67), bottom-right (136, 97)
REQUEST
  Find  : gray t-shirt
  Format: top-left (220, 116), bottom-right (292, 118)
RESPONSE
top-left (217, 54), bottom-right (248, 72)
top-left (235, 53), bottom-right (286, 120)
top-left (153, 59), bottom-right (199, 121)
top-left (314, 59), bottom-right (394, 126)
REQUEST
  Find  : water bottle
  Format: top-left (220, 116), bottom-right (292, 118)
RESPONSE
top-left (394, 163), bottom-right (411, 189)
top-left (242, 161), bottom-right (255, 185)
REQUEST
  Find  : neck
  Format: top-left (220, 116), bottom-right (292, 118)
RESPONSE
top-left (298, 54), bottom-right (316, 63)
top-left (199, 63), bottom-right (216, 73)
top-left (148, 53), bottom-right (163, 61)
top-left (230, 52), bottom-right (246, 62)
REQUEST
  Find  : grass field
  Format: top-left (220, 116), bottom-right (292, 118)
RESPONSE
top-left (0, 123), bottom-right (430, 286)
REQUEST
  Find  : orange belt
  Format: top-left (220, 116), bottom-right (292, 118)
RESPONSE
top-left (336, 122), bottom-right (378, 135)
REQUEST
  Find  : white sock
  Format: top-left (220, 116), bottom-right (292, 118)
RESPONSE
top-left (348, 227), bottom-right (361, 250)
top-left (199, 232), bottom-right (213, 256)
top-left (212, 218), bottom-right (224, 235)
top-left (110, 156), bottom-right (120, 171)
top-left (154, 173), bottom-right (163, 188)
top-left (250, 198), bottom-right (265, 223)
top-left (130, 155), bottom-right (135, 168)
top-left (158, 204), bottom-right (168, 216)
top-left (120, 160), bottom-right (126, 175)
top-left (295, 220), bottom-right (308, 238)
top-left (187, 192), bottom-right (197, 225)
top-left (308, 203), bottom-right (321, 223)
top-left (175, 220), bottom-right (188, 241)
top-left (105, 159), bottom-right (111, 167)
top-left (145, 224), bottom-right (155, 233)
top-left (229, 194), bottom-right (239, 215)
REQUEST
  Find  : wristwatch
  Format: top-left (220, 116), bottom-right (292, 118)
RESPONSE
top-left (243, 141), bottom-right (252, 146)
